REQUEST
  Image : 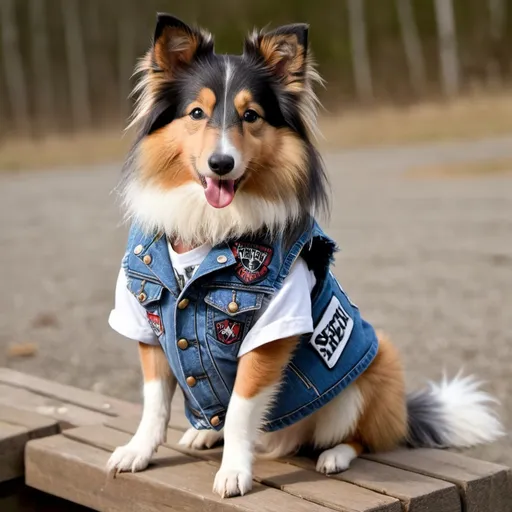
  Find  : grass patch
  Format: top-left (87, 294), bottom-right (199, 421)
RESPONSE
top-left (319, 92), bottom-right (512, 149)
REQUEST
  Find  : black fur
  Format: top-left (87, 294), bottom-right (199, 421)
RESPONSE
top-left (406, 390), bottom-right (449, 448)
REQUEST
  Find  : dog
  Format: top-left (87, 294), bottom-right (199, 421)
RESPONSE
top-left (106, 13), bottom-right (504, 498)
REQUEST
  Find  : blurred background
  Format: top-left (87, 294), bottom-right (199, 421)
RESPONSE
top-left (0, 0), bottom-right (510, 466)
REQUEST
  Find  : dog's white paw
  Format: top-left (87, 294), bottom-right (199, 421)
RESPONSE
top-left (213, 467), bottom-right (252, 498)
top-left (316, 444), bottom-right (357, 474)
top-left (107, 438), bottom-right (156, 475)
top-left (179, 427), bottom-right (224, 450)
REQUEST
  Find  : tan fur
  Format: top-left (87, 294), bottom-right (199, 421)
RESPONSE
top-left (242, 128), bottom-right (308, 201)
top-left (258, 34), bottom-right (306, 93)
top-left (234, 336), bottom-right (299, 399)
top-left (353, 332), bottom-right (408, 452)
top-left (154, 27), bottom-right (202, 76)
top-left (138, 342), bottom-right (171, 382)
top-left (233, 90), bottom-right (263, 117)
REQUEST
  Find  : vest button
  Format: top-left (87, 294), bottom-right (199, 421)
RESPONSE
top-left (177, 338), bottom-right (189, 350)
top-left (186, 376), bottom-right (197, 387)
top-left (143, 254), bottom-right (152, 265)
top-left (216, 255), bottom-right (228, 264)
top-left (137, 292), bottom-right (147, 302)
top-left (177, 298), bottom-right (190, 310)
top-left (227, 301), bottom-right (239, 313)
top-left (210, 415), bottom-right (221, 427)
top-left (134, 244), bottom-right (144, 255)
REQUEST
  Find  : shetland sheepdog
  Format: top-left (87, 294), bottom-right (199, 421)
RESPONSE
top-left (107, 13), bottom-right (503, 498)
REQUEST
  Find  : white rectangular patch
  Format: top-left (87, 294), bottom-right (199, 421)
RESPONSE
top-left (309, 296), bottom-right (354, 368)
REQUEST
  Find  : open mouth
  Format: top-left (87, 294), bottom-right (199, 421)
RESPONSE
top-left (198, 174), bottom-right (243, 209)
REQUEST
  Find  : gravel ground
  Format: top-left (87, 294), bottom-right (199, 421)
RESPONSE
top-left (1, 136), bottom-right (511, 465)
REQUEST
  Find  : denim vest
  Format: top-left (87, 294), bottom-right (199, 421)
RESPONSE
top-left (122, 220), bottom-right (378, 432)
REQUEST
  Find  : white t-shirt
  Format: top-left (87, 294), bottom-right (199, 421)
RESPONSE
top-left (108, 241), bottom-right (316, 358)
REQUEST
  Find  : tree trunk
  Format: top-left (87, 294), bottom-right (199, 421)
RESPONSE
top-left (434, 0), bottom-right (460, 97)
top-left (30, 0), bottom-right (55, 135)
top-left (118, 6), bottom-right (136, 124)
top-left (61, 0), bottom-right (92, 129)
top-left (0, 0), bottom-right (29, 134)
top-left (347, 0), bottom-right (373, 103)
top-left (395, 0), bottom-right (426, 97)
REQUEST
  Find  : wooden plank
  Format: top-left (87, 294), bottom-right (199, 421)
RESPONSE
top-left (105, 419), bottom-right (401, 512)
top-left (0, 406), bottom-right (58, 483)
top-left (0, 383), bottom-right (110, 428)
top-left (27, 430), bottom-right (336, 512)
top-left (290, 456), bottom-right (460, 512)
top-left (0, 405), bottom-right (59, 431)
top-left (0, 368), bottom-right (140, 418)
top-left (365, 449), bottom-right (512, 512)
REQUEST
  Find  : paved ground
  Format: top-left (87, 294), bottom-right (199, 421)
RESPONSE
top-left (1, 136), bottom-right (511, 465)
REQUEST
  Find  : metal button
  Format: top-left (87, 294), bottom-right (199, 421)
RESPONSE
top-left (137, 292), bottom-right (147, 302)
top-left (210, 415), bottom-right (221, 427)
top-left (227, 301), bottom-right (239, 313)
top-left (134, 244), bottom-right (144, 255)
top-left (186, 376), bottom-right (197, 387)
top-left (177, 338), bottom-right (189, 350)
top-left (177, 298), bottom-right (190, 310)
top-left (217, 255), bottom-right (228, 264)
top-left (143, 254), bottom-right (152, 265)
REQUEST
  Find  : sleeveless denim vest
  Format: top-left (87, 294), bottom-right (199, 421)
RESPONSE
top-left (122, 220), bottom-right (378, 432)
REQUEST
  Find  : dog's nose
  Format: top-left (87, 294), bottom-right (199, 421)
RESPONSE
top-left (208, 153), bottom-right (235, 175)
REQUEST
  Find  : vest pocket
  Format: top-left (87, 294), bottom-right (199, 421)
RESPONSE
top-left (204, 289), bottom-right (264, 347)
top-left (126, 271), bottom-right (164, 306)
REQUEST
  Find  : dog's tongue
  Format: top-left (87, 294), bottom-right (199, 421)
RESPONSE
top-left (204, 178), bottom-right (235, 208)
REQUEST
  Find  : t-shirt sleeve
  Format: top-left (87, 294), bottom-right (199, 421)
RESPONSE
top-left (108, 267), bottom-right (159, 345)
top-left (237, 257), bottom-right (316, 358)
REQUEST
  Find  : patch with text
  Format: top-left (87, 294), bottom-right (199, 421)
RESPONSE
top-left (231, 242), bottom-right (273, 284)
top-left (215, 319), bottom-right (243, 345)
top-left (309, 296), bottom-right (354, 368)
top-left (147, 311), bottom-right (164, 337)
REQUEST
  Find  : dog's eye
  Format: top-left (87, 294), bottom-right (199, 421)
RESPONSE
top-left (190, 107), bottom-right (205, 120)
top-left (243, 109), bottom-right (259, 123)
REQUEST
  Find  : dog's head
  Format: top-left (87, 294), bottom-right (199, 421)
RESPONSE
top-left (122, 14), bottom-right (328, 245)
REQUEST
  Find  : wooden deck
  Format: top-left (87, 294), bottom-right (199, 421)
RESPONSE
top-left (0, 368), bottom-right (510, 512)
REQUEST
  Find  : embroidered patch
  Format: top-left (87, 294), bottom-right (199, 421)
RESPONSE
top-left (231, 242), bottom-right (273, 284)
top-left (215, 319), bottom-right (243, 345)
top-left (147, 311), bottom-right (164, 337)
top-left (309, 296), bottom-right (354, 368)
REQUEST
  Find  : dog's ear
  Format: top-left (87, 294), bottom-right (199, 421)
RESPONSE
top-left (153, 13), bottom-right (213, 77)
top-left (244, 24), bottom-right (309, 93)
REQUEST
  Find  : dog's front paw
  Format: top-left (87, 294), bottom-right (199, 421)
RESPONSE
top-left (213, 467), bottom-right (252, 498)
top-left (107, 440), bottom-right (155, 475)
top-left (179, 427), bottom-right (224, 450)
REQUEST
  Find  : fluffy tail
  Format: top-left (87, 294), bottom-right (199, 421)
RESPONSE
top-left (406, 374), bottom-right (505, 448)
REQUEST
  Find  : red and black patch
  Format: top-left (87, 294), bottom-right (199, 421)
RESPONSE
top-left (231, 242), bottom-right (273, 284)
top-left (215, 319), bottom-right (243, 345)
top-left (147, 311), bottom-right (164, 337)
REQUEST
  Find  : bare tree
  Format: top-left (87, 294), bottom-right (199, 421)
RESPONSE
top-left (30, 0), bottom-right (55, 134)
top-left (347, 0), bottom-right (373, 103)
top-left (118, 6), bottom-right (136, 123)
top-left (0, 0), bottom-right (29, 134)
top-left (395, 0), bottom-right (426, 97)
top-left (489, 0), bottom-right (506, 42)
top-left (434, 0), bottom-right (460, 97)
top-left (61, 0), bottom-right (92, 129)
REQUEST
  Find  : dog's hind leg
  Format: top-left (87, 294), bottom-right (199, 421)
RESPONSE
top-left (313, 333), bottom-right (407, 474)
top-left (107, 343), bottom-right (177, 474)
